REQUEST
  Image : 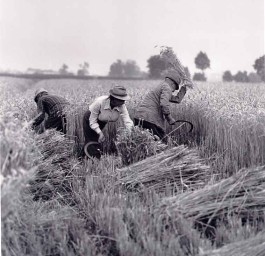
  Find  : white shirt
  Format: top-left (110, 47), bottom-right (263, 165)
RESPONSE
top-left (89, 95), bottom-right (133, 134)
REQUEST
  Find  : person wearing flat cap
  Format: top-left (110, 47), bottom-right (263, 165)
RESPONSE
top-left (134, 70), bottom-right (187, 141)
top-left (31, 88), bottom-right (70, 134)
top-left (83, 85), bottom-right (133, 159)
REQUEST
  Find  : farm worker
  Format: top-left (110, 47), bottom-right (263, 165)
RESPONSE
top-left (83, 85), bottom-right (133, 159)
top-left (134, 70), bottom-right (187, 141)
top-left (31, 88), bottom-right (70, 134)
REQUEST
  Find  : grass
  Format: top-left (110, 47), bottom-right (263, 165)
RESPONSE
top-left (170, 82), bottom-right (265, 176)
top-left (1, 77), bottom-right (265, 255)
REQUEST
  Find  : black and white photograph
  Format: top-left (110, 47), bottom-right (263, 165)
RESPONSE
top-left (1, 0), bottom-right (265, 255)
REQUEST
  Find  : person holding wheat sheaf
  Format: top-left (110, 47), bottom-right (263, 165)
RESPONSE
top-left (134, 47), bottom-right (194, 142)
top-left (134, 70), bottom-right (188, 141)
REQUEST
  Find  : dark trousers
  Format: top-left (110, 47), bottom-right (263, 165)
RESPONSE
top-left (134, 118), bottom-right (166, 141)
top-left (83, 110), bottom-right (107, 159)
top-left (45, 114), bottom-right (67, 134)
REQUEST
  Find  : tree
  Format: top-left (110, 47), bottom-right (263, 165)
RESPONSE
top-left (233, 71), bottom-right (249, 83)
top-left (108, 59), bottom-right (124, 77)
top-left (222, 70), bottom-right (233, 82)
top-left (253, 55), bottom-right (265, 81)
top-left (147, 55), bottom-right (167, 78)
top-left (59, 64), bottom-right (69, 74)
top-left (77, 62), bottom-right (89, 76)
top-left (193, 72), bottom-right (206, 81)
top-left (248, 72), bottom-right (262, 83)
top-left (123, 60), bottom-right (141, 77)
top-left (108, 59), bottom-right (142, 78)
top-left (195, 51), bottom-right (210, 73)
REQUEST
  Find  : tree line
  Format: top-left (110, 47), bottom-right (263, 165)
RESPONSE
top-left (223, 56), bottom-right (265, 83)
top-left (146, 52), bottom-right (265, 83)
top-left (26, 53), bottom-right (265, 83)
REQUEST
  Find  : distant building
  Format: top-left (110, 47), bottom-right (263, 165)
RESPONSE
top-left (26, 68), bottom-right (58, 75)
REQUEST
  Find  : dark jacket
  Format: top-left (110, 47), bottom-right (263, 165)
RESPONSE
top-left (134, 81), bottom-right (186, 130)
top-left (32, 94), bottom-right (69, 128)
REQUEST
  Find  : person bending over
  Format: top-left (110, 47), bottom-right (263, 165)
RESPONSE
top-left (32, 88), bottom-right (69, 134)
top-left (83, 85), bottom-right (133, 159)
top-left (134, 70), bottom-right (188, 141)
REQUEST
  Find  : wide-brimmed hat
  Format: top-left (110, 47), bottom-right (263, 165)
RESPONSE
top-left (163, 69), bottom-right (181, 85)
top-left (109, 85), bottom-right (130, 100)
top-left (34, 88), bottom-right (48, 101)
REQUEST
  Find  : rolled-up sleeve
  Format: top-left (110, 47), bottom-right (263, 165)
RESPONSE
top-left (120, 105), bottom-right (134, 130)
top-left (160, 84), bottom-right (172, 116)
top-left (170, 86), bottom-right (187, 103)
top-left (89, 101), bottom-right (102, 134)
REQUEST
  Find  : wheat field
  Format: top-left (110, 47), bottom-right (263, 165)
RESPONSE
top-left (1, 77), bottom-right (265, 256)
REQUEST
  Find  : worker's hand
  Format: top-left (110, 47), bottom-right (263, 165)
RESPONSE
top-left (153, 135), bottom-right (160, 141)
top-left (169, 118), bottom-right (176, 125)
top-left (183, 80), bottom-right (194, 89)
top-left (98, 131), bottom-right (105, 143)
top-left (166, 115), bottom-right (176, 125)
top-left (21, 120), bottom-right (33, 131)
top-left (28, 119), bottom-right (34, 128)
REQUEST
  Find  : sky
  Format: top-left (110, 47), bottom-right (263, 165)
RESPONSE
top-left (0, 0), bottom-right (264, 78)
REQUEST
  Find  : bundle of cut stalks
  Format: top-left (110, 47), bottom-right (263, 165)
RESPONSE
top-left (116, 126), bottom-right (167, 166)
top-left (65, 104), bottom-right (87, 153)
top-left (35, 129), bottom-right (75, 161)
top-left (200, 231), bottom-right (265, 256)
top-left (29, 130), bottom-right (81, 201)
top-left (158, 166), bottom-right (265, 221)
top-left (159, 46), bottom-right (194, 89)
top-left (116, 145), bottom-right (210, 192)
